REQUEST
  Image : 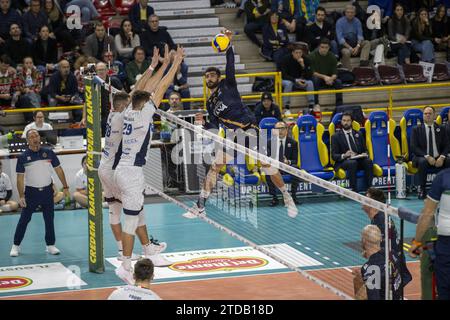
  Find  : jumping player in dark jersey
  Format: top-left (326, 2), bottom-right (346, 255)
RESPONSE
top-left (184, 29), bottom-right (298, 219)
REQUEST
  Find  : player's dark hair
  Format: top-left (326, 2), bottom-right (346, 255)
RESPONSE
top-left (113, 91), bottom-right (129, 109)
top-left (316, 6), bottom-right (326, 14)
top-left (367, 188), bottom-right (386, 204)
top-left (204, 67), bottom-right (221, 77)
top-left (424, 105), bottom-right (435, 113)
top-left (342, 112), bottom-right (353, 121)
top-left (134, 258), bottom-right (154, 282)
top-left (132, 90), bottom-right (151, 108)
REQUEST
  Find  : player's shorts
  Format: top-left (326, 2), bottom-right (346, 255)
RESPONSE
top-left (218, 124), bottom-right (263, 158)
top-left (114, 165), bottom-right (144, 215)
top-left (98, 164), bottom-right (121, 202)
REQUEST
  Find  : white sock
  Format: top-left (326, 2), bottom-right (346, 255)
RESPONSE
top-left (122, 257), bottom-right (132, 271)
top-left (143, 242), bottom-right (152, 256)
top-left (200, 189), bottom-right (210, 199)
top-left (117, 241), bottom-right (123, 252)
top-left (0, 204), bottom-right (11, 211)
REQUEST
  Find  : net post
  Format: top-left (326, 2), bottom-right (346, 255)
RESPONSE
top-left (84, 76), bottom-right (105, 273)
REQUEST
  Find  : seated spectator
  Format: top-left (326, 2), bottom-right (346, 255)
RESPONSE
top-left (22, 0), bottom-right (47, 42)
top-left (410, 106), bottom-right (450, 199)
top-left (446, 109), bottom-right (450, 142)
top-left (254, 92), bottom-right (282, 124)
top-left (73, 155), bottom-right (87, 208)
top-left (411, 8), bottom-right (435, 62)
top-left (45, 59), bottom-right (83, 121)
top-left (95, 62), bottom-right (123, 136)
top-left (0, 0), bottom-right (23, 46)
top-left (261, 11), bottom-right (290, 65)
top-left (432, 4), bottom-right (449, 54)
top-left (14, 56), bottom-right (44, 122)
top-left (336, 5), bottom-right (385, 69)
top-left (243, 0), bottom-right (270, 49)
top-left (63, 0), bottom-right (100, 24)
top-left (387, 3), bottom-right (412, 65)
top-left (162, 91), bottom-right (184, 112)
top-left (164, 52), bottom-right (190, 110)
top-left (140, 14), bottom-right (176, 58)
top-left (126, 46), bottom-right (150, 88)
top-left (74, 56), bottom-right (97, 95)
top-left (0, 161), bottom-right (19, 214)
top-left (83, 21), bottom-right (116, 61)
top-left (368, 0), bottom-right (394, 20)
top-left (115, 19), bottom-right (141, 62)
top-left (353, 225), bottom-right (404, 300)
top-left (331, 112), bottom-right (373, 192)
top-left (32, 25), bottom-right (58, 75)
top-left (279, 44), bottom-right (314, 112)
top-left (0, 54), bottom-right (16, 107)
top-left (266, 121), bottom-right (300, 206)
top-left (21, 110), bottom-right (53, 138)
top-left (129, 0), bottom-right (155, 34)
top-left (3, 23), bottom-right (31, 67)
top-left (44, 0), bottom-right (76, 52)
top-left (306, 6), bottom-right (338, 56)
top-left (273, 0), bottom-right (307, 42)
top-left (309, 38), bottom-right (343, 111)
top-left (102, 51), bottom-right (127, 84)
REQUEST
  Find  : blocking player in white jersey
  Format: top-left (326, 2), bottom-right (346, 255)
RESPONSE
top-left (115, 46), bottom-right (185, 284)
top-left (108, 258), bottom-right (161, 300)
top-left (98, 48), bottom-right (169, 261)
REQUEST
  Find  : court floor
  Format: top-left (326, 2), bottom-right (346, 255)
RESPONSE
top-left (0, 195), bottom-right (424, 300)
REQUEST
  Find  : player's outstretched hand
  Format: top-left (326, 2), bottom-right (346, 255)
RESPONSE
top-left (222, 29), bottom-right (233, 42)
top-left (174, 45), bottom-right (185, 64)
top-left (150, 46), bottom-right (160, 69)
top-left (162, 44), bottom-right (170, 66)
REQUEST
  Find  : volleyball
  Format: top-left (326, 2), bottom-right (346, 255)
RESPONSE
top-left (211, 33), bottom-right (230, 53)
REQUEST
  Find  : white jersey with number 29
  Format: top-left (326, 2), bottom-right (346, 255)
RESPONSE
top-left (100, 107), bottom-right (128, 169)
top-left (118, 101), bottom-right (156, 167)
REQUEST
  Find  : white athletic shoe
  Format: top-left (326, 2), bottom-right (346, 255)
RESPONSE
top-left (283, 194), bottom-right (298, 218)
top-left (117, 252), bottom-right (141, 261)
top-left (115, 265), bottom-right (134, 285)
top-left (146, 254), bottom-right (172, 267)
top-left (46, 245), bottom-right (61, 255)
top-left (143, 239), bottom-right (167, 256)
top-left (182, 203), bottom-right (206, 219)
top-left (10, 245), bottom-right (20, 257)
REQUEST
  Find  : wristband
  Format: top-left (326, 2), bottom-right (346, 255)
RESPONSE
top-left (149, 66), bottom-right (155, 72)
top-left (412, 239), bottom-right (422, 247)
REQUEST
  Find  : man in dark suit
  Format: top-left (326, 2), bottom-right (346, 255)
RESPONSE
top-left (411, 106), bottom-right (450, 199)
top-left (445, 109), bottom-right (450, 148)
top-left (331, 112), bottom-right (373, 192)
top-left (266, 121), bottom-right (300, 206)
top-left (129, 0), bottom-right (155, 34)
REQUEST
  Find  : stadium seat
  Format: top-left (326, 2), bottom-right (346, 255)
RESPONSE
top-left (377, 65), bottom-right (404, 85)
top-left (433, 63), bottom-right (450, 81)
top-left (399, 109), bottom-right (423, 173)
top-left (352, 67), bottom-right (379, 86)
top-left (292, 115), bottom-right (334, 180)
top-left (403, 64), bottom-right (427, 83)
top-left (115, 0), bottom-right (135, 16)
top-left (94, 0), bottom-right (116, 17)
top-left (436, 106), bottom-right (450, 125)
top-left (328, 112), bottom-right (364, 179)
top-left (365, 111), bottom-right (401, 177)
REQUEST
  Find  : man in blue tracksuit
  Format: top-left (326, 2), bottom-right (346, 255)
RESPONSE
top-left (10, 129), bottom-right (71, 257)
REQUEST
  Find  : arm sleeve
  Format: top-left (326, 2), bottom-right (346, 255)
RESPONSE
top-left (280, 58), bottom-right (296, 82)
top-left (49, 150), bottom-right (61, 168)
top-left (5, 190), bottom-right (12, 202)
top-left (47, 74), bottom-right (58, 97)
top-left (410, 127), bottom-right (425, 157)
top-left (16, 155), bottom-right (25, 174)
top-left (336, 19), bottom-right (346, 45)
top-left (204, 107), bottom-right (220, 130)
top-left (331, 134), bottom-right (343, 162)
top-left (224, 46), bottom-right (237, 87)
top-left (427, 170), bottom-right (444, 202)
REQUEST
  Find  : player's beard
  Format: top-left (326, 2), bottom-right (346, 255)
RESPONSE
top-left (206, 80), bottom-right (219, 89)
